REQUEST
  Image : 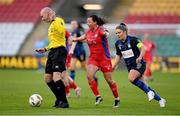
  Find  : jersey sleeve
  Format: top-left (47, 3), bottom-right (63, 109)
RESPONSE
top-left (45, 17), bottom-right (66, 51)
top-left (57, 18), bottom-right (66, 32)
top-left (65, 31), bottom-right (70, 39)
top-left (59, 18), bottom-right (65, 27)
top-left (115, 42), bottom-right (122, 56)
top-left (131, 37), bottom-right (143, 48)
top-left (45, 43), bottom-right (51, 51)
top-left (98, 27), bottom-right (105, 37)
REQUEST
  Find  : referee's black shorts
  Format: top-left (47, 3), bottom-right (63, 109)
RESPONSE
top-left (45, 46), bottom-right (67, 74)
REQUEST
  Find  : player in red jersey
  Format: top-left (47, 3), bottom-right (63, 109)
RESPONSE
top-left (73, 15), bottom-right (120, 108)
top-left (63, 31), bottom-right (81, 97)
top-left (143, 33), bottom-right (157, 82)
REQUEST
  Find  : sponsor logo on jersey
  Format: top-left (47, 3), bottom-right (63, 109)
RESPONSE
top-left (121, 49), bottom-right (134, 59)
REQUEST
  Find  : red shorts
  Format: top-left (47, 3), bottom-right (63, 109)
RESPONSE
top-left (88, 55), bottom-right (112, 72)
top-left (144, 58), bottom-right (152, 65)
top-left (144, 56), bottom-right (153, 64)
top-left (66, 53), bottom-right (72, 68)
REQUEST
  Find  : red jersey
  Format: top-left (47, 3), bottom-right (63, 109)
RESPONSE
top-left (143, 39), bottom-right (156, 61)
top-left (86, 26), bottom-right (110, 59)
top-left (86, 26), bottom-right (112, 72)
top-left (65, 31), bottom-right (71, 51)
top-left (65, 31), bottom-right (72, 67)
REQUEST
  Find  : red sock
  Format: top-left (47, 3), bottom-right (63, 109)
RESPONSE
top-left (145, 67), bottom-right (152, 77)
top-left (65, 85), bottom-right (70, 94)
top-left (89, 80), bottom-right (99, 96)
top-left (109, 82), bottom-right (119, 98)
top-left (70, 81), bottom-right (77, 90)
top-left (148, 67), bottom-right (152, 77)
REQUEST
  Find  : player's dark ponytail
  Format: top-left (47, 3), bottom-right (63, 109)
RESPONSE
top-left (116, 23), bottom-right (128, 34)
top-left (77, 22), bottom-right (85, 33)
top-left (89, 15), bottom-right (106, 26)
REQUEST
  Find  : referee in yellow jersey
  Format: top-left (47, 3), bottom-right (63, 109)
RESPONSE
top-left (36, 7), bottom-right (69, 108)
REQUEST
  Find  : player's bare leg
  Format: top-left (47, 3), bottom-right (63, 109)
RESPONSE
top-left (68, 76), bottom-right (81, 97)
top-left (129, 70), bottom-right (165, 107)
top-left (82, 61), bottom-right (98, 84)
top-left (62, 72), bottom-right (71, 97)
top-left (103, 72), bottom-right (120, 108)
top-left (129, 70), bottom-right (154, 101)
top-left (87, 64), bottom-right (102, 105)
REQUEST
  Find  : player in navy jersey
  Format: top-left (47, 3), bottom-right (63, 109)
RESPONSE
top-left (69, 20), bottom-right (86, 80)
top-left (112, 23), bottom-right (166, 107)
top-left (69, 20), bottom-right (98, 83)
top-left (64, 30), bottom-right (81, 97)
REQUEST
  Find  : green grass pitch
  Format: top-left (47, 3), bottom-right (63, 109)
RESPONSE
top-left (0, 69), bottom-right (180, 115)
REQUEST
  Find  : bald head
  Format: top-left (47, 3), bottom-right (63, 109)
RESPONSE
top-left (40, 7), bottom-right (55, 22)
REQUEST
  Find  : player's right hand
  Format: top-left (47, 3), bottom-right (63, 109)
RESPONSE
top-left (72, 37), bottom-right (78, 42)
top-left (35, 48), bottom-right (46, 54)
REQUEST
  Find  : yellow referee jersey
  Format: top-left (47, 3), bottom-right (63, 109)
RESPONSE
top-left (45, 17), bottom-right (66, 51)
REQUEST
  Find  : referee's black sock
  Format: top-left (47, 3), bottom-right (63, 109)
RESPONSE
top-left (47, 80), bottom-right (61, 101)
top-left (55, 79), bottom-right (68, 103)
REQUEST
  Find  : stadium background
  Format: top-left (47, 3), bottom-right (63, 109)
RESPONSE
top-left (0, 0), bottom-right (180, 72)
top-left (0, 0), bottom-right (180, 115)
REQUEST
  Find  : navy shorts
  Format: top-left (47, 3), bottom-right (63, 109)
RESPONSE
top-left (128, 62), bottom-right (146, 76)
top-left (72, 50), bottom-right (86, 62)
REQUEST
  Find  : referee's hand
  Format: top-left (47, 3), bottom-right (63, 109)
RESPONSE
top-left (35, 48), bottom-right (46, 54)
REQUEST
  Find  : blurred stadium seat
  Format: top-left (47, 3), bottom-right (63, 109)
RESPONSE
top-left (120, 0), bottom-right (180, 58)
top-left (0, 0), bottom-right (179, 71)
top-left (0, 0), bottom-right (53, 56)
top-left (150, 35), bottom-right (180, 57)
top-left (124, 0), bottom-right (180, 24)
top-left (0, 23), bottom-right (33, 55)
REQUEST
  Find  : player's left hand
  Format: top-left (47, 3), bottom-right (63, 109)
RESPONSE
top-left (136, 57), bottom-right (142, 64)
top-left (35, 48), bottom-right (46, 54)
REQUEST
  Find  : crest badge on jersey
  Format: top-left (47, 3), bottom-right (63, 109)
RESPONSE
top-left (118, 44), bottom-right (122, 50)
top-left (94, 34), bottom-right (98, 38)
top-left (128, 43), bottom-right (131, 48)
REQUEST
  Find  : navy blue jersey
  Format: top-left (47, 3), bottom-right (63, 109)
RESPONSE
top-left (115, 36), bottom-right (145, 72)
top-left (71, 29), bottom-right (86, 61)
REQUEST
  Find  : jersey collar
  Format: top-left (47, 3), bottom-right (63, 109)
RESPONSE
top-left (91, 25), bottom-right (99, 32)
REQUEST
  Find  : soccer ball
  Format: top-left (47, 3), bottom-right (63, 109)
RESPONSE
top-left (29, 94), bottom-right (43, 107)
